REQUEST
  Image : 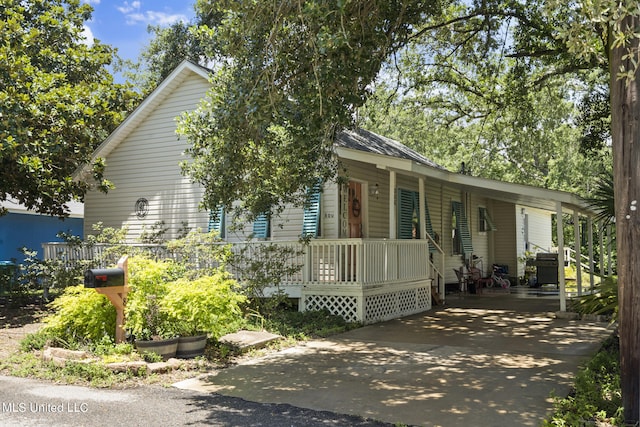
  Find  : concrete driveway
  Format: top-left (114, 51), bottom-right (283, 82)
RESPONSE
top-left (175, 293), bottom-right (614, 427)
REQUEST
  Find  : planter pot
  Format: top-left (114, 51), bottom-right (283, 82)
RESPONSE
top-left (176, 334), bottom-right (208, 359)
top-left (135, 337), bottom-right (179, 361)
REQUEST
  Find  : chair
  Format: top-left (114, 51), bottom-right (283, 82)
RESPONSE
top-left (468, 266), bottom-right (492, 294)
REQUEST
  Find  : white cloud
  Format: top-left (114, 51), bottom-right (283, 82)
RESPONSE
top-left (117, 1), bottom-right (185, 26)
top-left (83, 0), bottom-right (101, 4)
top-left (117, 1), bottom-right (140, 14)
top-left (81, 25), bottom-right (95, 46)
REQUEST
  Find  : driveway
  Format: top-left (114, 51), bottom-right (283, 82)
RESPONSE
top-left (175, 293), bottom-right (614, 427)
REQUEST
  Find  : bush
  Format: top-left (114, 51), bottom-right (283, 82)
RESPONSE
top-left (161, 272), bottom-right (247, 338)
top-left (123, 256), bottom-right (184, 340)
top-left (570, 276), bottom-right (618, 321)
top-left (544, 334), bottom-right (623, 426)
top-left (40, 285), bottom-right (116, 345)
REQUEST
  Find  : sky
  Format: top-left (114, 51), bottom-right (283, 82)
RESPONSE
top-left (82, 0), bottom-right (196, 64)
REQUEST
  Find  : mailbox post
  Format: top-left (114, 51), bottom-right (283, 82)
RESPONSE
top-left (84, 255), bottom-right (129, 343)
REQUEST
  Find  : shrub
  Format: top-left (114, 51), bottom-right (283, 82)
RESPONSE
top-left (544, 334), bottom-right (622, 426)
top-left (40, 285), bottom-right (116, 345)
top-left (161, 272), bottom-right (247, 338)
top-left (570, 276), bottom-right (618, 321)
top-left (124, 256), bottom-right (183, 340)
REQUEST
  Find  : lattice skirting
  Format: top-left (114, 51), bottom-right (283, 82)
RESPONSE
top-left (301, 282), bottom-right (432, 324)
top-left (303, 294), bottom-right (360, 323)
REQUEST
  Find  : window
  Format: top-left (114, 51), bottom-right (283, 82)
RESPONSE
top-left (479, 207), bottom-right (497, 232)
top-left (452, 201), bottom-right (473, 256)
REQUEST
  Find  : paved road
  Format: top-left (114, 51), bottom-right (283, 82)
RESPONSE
top-left (0, 375), bottom-right (394, 427)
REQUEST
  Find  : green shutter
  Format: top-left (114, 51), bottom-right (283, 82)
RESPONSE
top-left (302, 184), bottom-right (321, 237)
top-left (452, 201), bottom-right (473, 254)
top-left (479, 207), bottom-right (497, 231)
top-left (398, 189), bottom-right (436, 251)
top-left (253, 213), bottom-right (270, 238)
top-left (397, 189), bottom-right (415, 239)
top-left (208, 206), bottom-right (225, 238)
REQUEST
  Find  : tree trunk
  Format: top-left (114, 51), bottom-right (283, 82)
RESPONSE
top-left (610, 14), bottom-right (640, 424)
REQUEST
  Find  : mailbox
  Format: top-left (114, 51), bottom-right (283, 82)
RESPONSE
top-left (84, 268), bottom-right (125, 288)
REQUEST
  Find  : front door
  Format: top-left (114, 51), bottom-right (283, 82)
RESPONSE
top-left (348, 181), bottom-right (362, 238)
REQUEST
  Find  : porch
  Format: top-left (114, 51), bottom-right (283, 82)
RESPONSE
top-left (42, 238), bottom-right (436, 324)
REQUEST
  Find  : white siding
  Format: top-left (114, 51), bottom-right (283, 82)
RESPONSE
top-left (515, 205), bottom-right (553, 276)
top-left (84, 73), bottom-right (211, 241)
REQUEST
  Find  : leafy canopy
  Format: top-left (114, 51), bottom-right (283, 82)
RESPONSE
top-left (179, 0), bottom-right (444, 219)
top-left (0, 0), bottom-right (139, 217)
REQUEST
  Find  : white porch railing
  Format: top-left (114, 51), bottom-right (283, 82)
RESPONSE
top-left (42, 239), bottom-right (432, 289)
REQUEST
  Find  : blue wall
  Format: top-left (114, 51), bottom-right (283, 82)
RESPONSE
top-left (0, 213), bottom-right (83, 263)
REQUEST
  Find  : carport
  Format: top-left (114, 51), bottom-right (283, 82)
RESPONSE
top-left (175, 293), bottom-right (613, 426)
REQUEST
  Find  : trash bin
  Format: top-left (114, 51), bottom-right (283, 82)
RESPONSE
top-left (0, 261), bottom-right (18, 294)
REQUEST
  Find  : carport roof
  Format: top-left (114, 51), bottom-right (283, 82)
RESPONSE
top-left (336, 128), bottom-right (594, 216)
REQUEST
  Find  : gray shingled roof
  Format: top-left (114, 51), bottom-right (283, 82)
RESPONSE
top-left (336, 128), bottom-right (445, 170)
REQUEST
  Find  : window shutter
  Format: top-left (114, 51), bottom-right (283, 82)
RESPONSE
top-left (208, 206), bottom-right (225, 238)
top-left (302, 184), bottom-right (322, 237)
top-left (253, 213), bottom-right (270, 238)
top-left (397, 189), bottom-right (415, 239)
top-left (479, 207), bottom-right (497, 231)
top-left (452, 201), bottom-right (473, 254)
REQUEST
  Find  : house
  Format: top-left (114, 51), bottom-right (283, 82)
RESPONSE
top-left (66, 60), bottom-right (599, 323)
top-left (0, 197), bottom-right (83, 263)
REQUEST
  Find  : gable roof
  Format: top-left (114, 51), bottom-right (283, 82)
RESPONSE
top-left (336, 129), bottom-right (445, 170)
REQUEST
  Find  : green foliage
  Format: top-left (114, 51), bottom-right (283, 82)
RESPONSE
top-left (544, 334), bottom-right (623, 426)
top-left (20, 329), bottom-right (55, 352)
top-left (124, 256), bottom-right (183, 340)
top-left (0, 0), bottom-right (140, 216)
top-left (131, 18), bottom-right (206, 94)
top-left (570, 276), bottom-right (619, 322)
top-left (161, 273), bottom-right (247, 338)
top-left (165, 229), bottom-right (231, 279)
top-left (16, 223), bottom-right (131, 296)
top-left (40, 285), bottom-right (116, 344)
top-left (227, 241), bottom-right (305, 309)
top-left (263, 309), bottom-right (355, 340)
top-left (180, 0), bottom-right (442, 220)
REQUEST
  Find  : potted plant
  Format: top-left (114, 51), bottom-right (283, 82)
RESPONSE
top-left (129, 294), bottom-right (179, 360)
top-left (123, 257), bottom-right (182, 360)
top-left (161, 272), bottom-right (246, 358)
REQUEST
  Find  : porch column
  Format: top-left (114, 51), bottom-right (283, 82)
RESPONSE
top-left (587, 216), bottom-right (595, 292)
top-left (573, 210), bottom-right (582, 296)
top-left (556, 201), bottom-right (566, 311)
top-left (389, 170), bottom-right (396, 239)
top-left (418, 178), bottom-right (427, 242)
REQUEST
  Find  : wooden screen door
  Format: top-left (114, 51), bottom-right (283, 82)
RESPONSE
top-left (348, 181), bottom-right (362, 238)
